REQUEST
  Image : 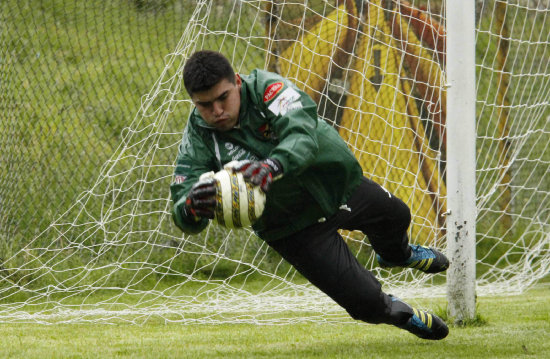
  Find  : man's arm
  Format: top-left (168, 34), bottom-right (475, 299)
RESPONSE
top-left (263, 79), bottom-right (321, 176)
top-left (232, 74), bottom-right (320, 190)
top-left (170, 125), bottom-right (217, 234)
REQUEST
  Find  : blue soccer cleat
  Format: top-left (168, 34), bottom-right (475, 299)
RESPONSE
top-left (376, 244), bottom-right (449, 273)
top-left (388, 295), bottom-right (449, 340)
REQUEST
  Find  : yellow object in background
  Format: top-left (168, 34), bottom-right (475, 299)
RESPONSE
top-left (271, 0), bottom-right (447, 245)
top-left (338, 1), bottom-right (446, 245)
top-left (278, 3), bottom-right (352, 103)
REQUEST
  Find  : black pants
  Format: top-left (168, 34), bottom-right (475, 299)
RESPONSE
top-left (268, 177), bottom-right (412, 324)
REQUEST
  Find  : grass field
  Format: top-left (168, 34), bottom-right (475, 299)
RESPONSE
top-left (0, 285), bottom-right (548, 359)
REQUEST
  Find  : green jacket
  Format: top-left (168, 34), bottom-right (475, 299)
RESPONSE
top-left (170, 69), bottom-right (362, 242)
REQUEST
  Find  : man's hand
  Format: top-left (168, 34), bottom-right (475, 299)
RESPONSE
top-left (183, 178), bottom-right (217, 220)
top-left (233, 158), bottom-right (283, 192)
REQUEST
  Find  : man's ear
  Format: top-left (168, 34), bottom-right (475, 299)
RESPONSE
top-left (235, 73), bottom-right (242, 87)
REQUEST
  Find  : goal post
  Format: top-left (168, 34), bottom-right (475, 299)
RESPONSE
top-left (445, 0), bottom-right (477, 322)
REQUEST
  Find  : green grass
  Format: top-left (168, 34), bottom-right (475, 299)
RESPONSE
top-left (0, 285), bottom-right (548, 358)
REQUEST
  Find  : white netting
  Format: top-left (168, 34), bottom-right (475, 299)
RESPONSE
top-left (1, 0), bottom-right (548, 324)
top-left (474, 0), bottom-right (549, 292)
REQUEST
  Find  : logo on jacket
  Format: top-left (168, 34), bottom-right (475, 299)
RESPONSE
top-left (224, 142), bottom-right (259, 161)
top-left (267, 87), bottom-right (302, 116)
top-left (173, 175), bottom-right (186, 184)
top-left (263, 82), bottom-right (284, 102)
top-left (258, 123), bottom-right (276, 140)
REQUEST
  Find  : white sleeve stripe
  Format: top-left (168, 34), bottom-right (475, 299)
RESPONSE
top-left (211, 132), bottom-right (222, 168)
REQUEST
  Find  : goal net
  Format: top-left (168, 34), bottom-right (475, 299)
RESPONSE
top-left (1, 0), bottom-right (548, 324)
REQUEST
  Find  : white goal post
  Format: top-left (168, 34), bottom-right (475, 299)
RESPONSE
top-left (445, 0), bottom-right (477, 321)
top-left (1, 0), bottom-right (548, 325)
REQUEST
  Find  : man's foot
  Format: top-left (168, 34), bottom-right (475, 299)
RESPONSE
top-left (376, 244), bottom-right (449, 273)
top-left (388, 296), bottom-right (449, 340)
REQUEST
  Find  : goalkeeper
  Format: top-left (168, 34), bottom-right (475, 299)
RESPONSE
top-left (170, 50), bottom-right (450, 340)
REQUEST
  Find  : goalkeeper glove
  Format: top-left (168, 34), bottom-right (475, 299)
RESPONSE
top-left (183, 178), bottom-right (217, 220)
top-left (233, 158), bottom-right (283, 192)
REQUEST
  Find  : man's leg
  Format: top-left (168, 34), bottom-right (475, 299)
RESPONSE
top-left (268, 214), bottom-right (449, 339)
top-left (337, 176), bottom-right (449, 339)
top-left (269, 222), bottom-right (392, 324)
top-left (343, 177), bottom-right (449, 273)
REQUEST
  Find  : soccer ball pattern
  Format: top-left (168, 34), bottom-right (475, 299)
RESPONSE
top-left (201, 166), bottom-right (266, 228)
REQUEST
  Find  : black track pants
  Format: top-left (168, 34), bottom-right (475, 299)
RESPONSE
top-left (268, 176), bottom-right (412, 324)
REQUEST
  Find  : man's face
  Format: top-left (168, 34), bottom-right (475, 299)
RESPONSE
top-left (191, 74), bottom-right (242, 132)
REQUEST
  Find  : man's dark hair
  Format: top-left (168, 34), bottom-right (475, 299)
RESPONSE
top-left (183, 50), bottom-right (236, 96)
